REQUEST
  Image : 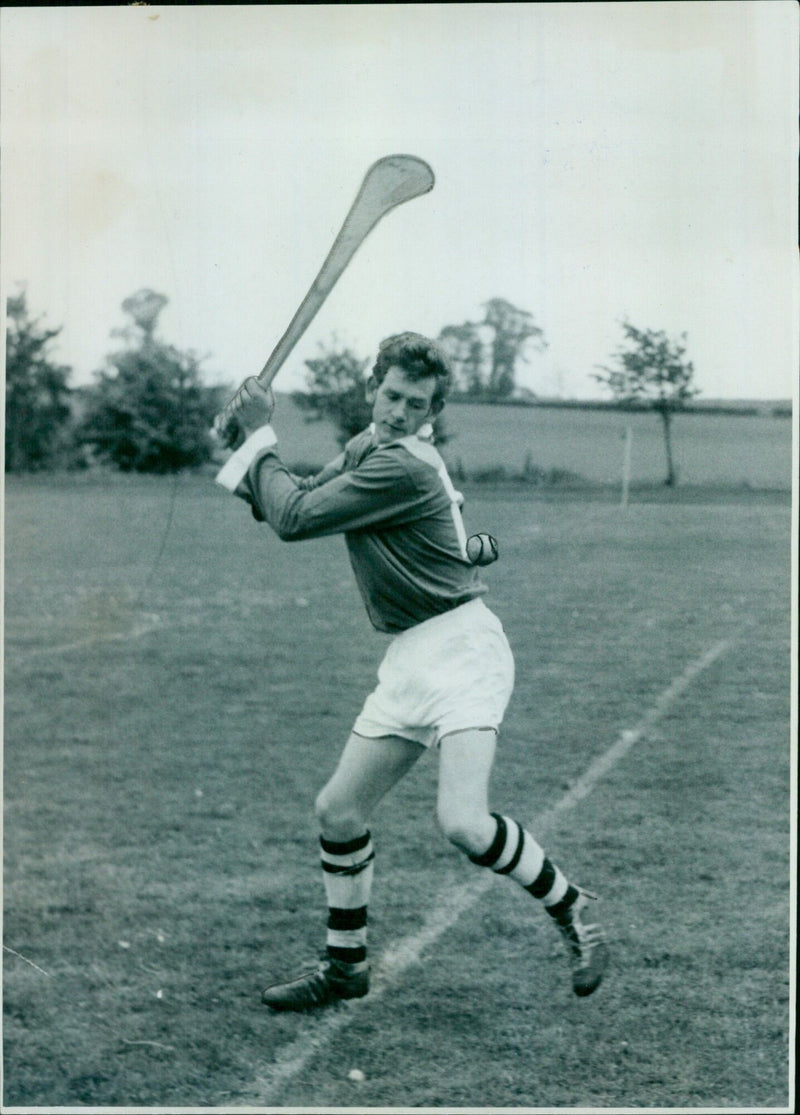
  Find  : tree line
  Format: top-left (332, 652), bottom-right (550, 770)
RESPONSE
top-left (5, 286), bottom-right (698, 485)
top-left (5, 288), bottom-right (228, 474)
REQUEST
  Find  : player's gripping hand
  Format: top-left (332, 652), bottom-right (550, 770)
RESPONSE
top-left (229, 377), bottom-right (275, 436)
top-left (214, 378), bottom-right (276, 447)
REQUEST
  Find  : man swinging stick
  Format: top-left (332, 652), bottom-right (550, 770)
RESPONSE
top-left (216, 331), bottom-right (608, 1010)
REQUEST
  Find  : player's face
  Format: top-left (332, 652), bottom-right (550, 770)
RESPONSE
top-left (369, 366), bottom-right (440, 444)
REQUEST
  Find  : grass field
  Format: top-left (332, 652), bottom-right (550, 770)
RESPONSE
top-left (269, 396), bottom-right (793, 490)
top-left (3, 471), bottom-right (794, 1110)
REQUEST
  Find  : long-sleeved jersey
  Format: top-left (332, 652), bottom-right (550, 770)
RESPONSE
top-left (217, 425), bottom-right (487, 633)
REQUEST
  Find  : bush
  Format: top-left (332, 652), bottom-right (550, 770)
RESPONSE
top-left (471, 465), bottom-right (508, 483)
top-left (465, 455), bottom-right (586, 487)
top-left (79, 290), bottom-right (227, 473)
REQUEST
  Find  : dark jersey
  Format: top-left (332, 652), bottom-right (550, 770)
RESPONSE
top-left (227, 426), bottom-right (487, 633)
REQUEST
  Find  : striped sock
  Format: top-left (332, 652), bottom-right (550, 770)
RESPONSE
top-left (469, 813), bottom-right (579, 913)
top-left (320, 832), bottom-right (374, 969)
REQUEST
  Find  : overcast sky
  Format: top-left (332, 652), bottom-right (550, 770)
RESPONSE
top-left (2, 3), bottom-right (797, 399)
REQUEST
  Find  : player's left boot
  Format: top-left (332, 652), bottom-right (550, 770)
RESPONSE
top-left (549, 889), bottom-right (608, 996)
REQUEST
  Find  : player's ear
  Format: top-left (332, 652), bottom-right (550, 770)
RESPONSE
top-left (429, 397), bottom-right (445, 417)
top-left (365, 376), bottom-right (378, 404)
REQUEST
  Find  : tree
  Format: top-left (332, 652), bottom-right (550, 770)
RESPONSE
top-left (293, 338), bottom-right (450, 449)
top-left (437, 299), bottom-right (546, 399)
top-left (437, 322), bottom-right (486, 397)
top-left (120, 289), bottom-right (169, 343)
top-left (482, 297), bottom-right (546, 398)
top-left (594, 321), bottom-right (699, 486)
top-left (5, 289), bottom-right (74, 471)
top-left (293, 341), bottom-right (373, 448)
top-left (79, 289), bottom-right (226, 472)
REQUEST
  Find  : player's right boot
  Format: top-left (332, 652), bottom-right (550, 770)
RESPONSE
top-left (549, 889), bottom-right (609, 997)
top-left (261, 956), bottom-right (370, 1011)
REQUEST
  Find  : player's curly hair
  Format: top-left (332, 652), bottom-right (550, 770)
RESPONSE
top-left (371, 332), bottom-right (451, 408)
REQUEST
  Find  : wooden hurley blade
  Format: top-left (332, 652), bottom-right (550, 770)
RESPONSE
top-left (255, 155), bottom-right (435, 387)
top-left (214, 155), bottom-right (434, 446)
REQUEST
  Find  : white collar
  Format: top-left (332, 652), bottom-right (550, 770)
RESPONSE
top-left (368, 421), bottom-right (434, 443)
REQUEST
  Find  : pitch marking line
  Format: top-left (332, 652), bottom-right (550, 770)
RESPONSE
top-left (6, 616), bottom-right (164, 663)
top-left (241, 637), bottom-right (733, 1106)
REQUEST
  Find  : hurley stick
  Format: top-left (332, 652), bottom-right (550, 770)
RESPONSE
top-left (215, 155), bottom-right (435, 445)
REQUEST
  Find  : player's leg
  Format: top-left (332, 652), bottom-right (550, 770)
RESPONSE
top-left (437, 728), bottom-right (608, 997)
top-left (315, 730), bottom-right (425, 841)
top-left (263, 732), bottom-right (424, 1011)
top-left (435, 727), bottom-right (498, 854)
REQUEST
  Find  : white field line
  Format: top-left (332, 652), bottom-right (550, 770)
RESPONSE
top-left (5, 581), bottom-right (346, 665)
top-left (6, 615), bottom-right (164, 662)
top-left (241, 637), bottom-right (733, 1107)
top-left (2, 945), bottom-right (52, 977)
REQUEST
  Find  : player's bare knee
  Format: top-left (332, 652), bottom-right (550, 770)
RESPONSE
top-left (436, 803), bottom-right (490, 857)
top-left (313, 786), bottom-right (337, 827)
top-left (315, 786), bottom-right (364, 840)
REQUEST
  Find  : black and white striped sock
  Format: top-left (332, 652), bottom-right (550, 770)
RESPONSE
top-left (320, 832), bottom-right (374, 970)
top-left (469, 813), bottom-right (579, 914)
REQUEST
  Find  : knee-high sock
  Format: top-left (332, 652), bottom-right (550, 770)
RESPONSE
top-left (319, 832), bottom-right (374, 967)
top-left (468, 813), bottom-right (579, 916)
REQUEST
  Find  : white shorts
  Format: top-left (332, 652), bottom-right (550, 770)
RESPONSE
top-left (353, 598), bottom-right (515, 748)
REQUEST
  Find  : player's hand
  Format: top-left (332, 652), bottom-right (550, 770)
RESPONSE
top-left (233, 378), bottom-right (275, 435)
top-left (214, 379), bottom-right (275, 446)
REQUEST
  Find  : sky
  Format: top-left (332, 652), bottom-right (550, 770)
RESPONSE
top-left (1, 2), bottom-right (797, 400)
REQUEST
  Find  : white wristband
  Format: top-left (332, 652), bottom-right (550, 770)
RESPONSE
top-left (215, 425), bottom-right (278, 491)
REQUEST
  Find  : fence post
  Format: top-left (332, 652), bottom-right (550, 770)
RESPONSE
top-left (621, 425), bottom-right (633, 508)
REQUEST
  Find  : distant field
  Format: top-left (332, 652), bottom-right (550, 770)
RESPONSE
top-left (271, 396), bottom-right (793, 489)
top-left (3, 474), bottom-right (792, 1109)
